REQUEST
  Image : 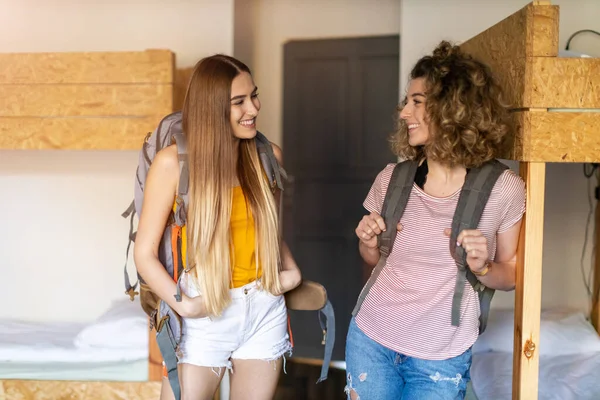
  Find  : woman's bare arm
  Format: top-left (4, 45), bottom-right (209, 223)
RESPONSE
top-left (133, 145), bottom-right (206, 318)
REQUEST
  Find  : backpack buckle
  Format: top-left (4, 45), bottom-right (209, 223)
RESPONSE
top-left (125, 287), bottom-right (139, 301)
top-left (149, 309), bottom-right (158, 331)
top-left (156, 315), bottom-right (170, 333)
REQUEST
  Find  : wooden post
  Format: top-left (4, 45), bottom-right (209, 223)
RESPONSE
top-left (149, 326), bottom-right (163, 381)
top-left (513, 162), bottom-right (545, 399)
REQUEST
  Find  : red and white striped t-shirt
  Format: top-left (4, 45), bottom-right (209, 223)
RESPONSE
top-left (355, 163), bottom-right (526, 360)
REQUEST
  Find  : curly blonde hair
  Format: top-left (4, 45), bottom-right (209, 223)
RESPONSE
top-left (392, 41), bottom-right (511, 168)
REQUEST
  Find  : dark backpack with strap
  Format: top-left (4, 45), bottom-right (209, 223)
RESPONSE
top-left (352, 159), bottom-right (508, 334)
top-left (121, 112), bottom-right (335, 400)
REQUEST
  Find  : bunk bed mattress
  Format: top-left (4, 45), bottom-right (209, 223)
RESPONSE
top-left (471, 351), bottom-right (600, 400)
top-left (0, 359), bottom-right (148, 381)
top-left (0, 317), bottom-right (148, 381)
top-left (469, 309), bottom-right (600, 399)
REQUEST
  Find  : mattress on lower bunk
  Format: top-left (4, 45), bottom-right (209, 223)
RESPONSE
top-left (470, 309), bottom-right (600, 400)
top-left (0, 359), bottom-right (148, 381)
top-left (0, 298), bottom-right (149, 381)
top-left (471, 351), bottom-right (600, 400)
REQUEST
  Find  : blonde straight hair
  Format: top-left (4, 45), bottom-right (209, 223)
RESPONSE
top-left (182, 55), bottom-right (282, 317)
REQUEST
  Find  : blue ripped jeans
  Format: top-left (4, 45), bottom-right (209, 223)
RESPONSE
top-left (345, 318), bottom-right (471, 400)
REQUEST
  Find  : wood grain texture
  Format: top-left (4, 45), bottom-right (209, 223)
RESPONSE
top-left (464, 56), bottom-right (600, 109)
top-left (0, 116), bottom-right (163, 150)
top-left (459, 9), bottom-right (528, 109)
top-left (0, 380), bottom-right (161, 400)
top-left (459, 2), bottom-right (558, 58)
top-left (173, 67), bottom-right (194, 112)
top-left (0, 84), bottom-right (172, 117)
top-left (511, 110), bottom-right (600, 162)
top-left (528, 3), bottom-right (559, 57)
top-left (0, 50), bottom-right (174, 84)
top-left (0, 50), bottom-right (173, 150)
top-left (513, 162), bottom-right (545, 400)
top-left (459, 2), bottom-right (559, 109)
top-left (529, 57), bottom-right (600, 109)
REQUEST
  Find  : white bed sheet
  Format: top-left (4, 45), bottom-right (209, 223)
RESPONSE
top-left (471, 351), bottom-right (600, 400)
top-left (0, 319), bottom-right (147, 363)
top-left (0, 359), bottom-right (148, 381)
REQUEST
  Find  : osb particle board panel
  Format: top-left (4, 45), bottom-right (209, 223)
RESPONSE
top-left (0, 50), bottom-right (173, 150)
top-left (509, 110), bottom-right (600, 162)
top-left (460, 3), bottom-right (599, 109)
top-left (0, 85), bottom-right (172, 117)
top-left (460, 2), bottom-right (558, 60)
top-left (0, 117), bottom-right (163, 150)
top-left (529, 57), bottom-right (600, 109)
top-left (0, 50), bottom-right (174, 84)
top-left (0, 380), bottom-right (160, 400)
top-left (459, 2), bottom-right (559, 109)
top-left (527, 3), bottom-right (559, 57)
top-left (173, 67), bottom-right (194, 112)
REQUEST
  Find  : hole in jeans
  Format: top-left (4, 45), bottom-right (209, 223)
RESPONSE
top-left (344, 373), bottom-right (361, 400)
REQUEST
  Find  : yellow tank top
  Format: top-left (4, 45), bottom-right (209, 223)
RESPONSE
top-left (175, 186), bottom-right (262, 288)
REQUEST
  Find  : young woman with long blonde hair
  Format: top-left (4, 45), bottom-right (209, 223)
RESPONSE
top-left (134, 54), bottom-right (302, 400)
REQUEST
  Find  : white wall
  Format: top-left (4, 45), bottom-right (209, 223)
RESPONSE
top-left (0, 0), bottom-right (234, 67)
top-left (400, 0), bottom-right (600, 312)
top-left (239, 0), bottom-right (402, 146)
top-left (0, 0), bottom-right (234, 322)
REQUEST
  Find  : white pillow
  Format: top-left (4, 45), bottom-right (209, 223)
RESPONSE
top-left (473, 308), bottom-right (600, 356)
top-left (74, 298), bottom-right (148, 350)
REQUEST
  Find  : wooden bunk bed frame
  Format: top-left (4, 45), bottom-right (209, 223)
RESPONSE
top-left (0, 49), bottom-right (174, 150)
top-left (459, 1), bottom-right (600, 399)
top-left (0, 50), bottom-right (221, 400)
top-left (0, 49), bottom-right (175, 399)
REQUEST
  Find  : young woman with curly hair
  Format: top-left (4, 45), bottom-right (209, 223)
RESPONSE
top-left (345, 41), bottom-right (526, 399)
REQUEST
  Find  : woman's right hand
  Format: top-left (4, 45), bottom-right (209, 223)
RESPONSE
top-left (355, 212), bottom-right (403, 249)
top-left (180, 294), bottom-right (208, 319)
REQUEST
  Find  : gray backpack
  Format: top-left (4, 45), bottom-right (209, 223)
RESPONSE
top-left (122, 112), bottom-right (335, 399)
top-left (352, 159), bottom-right (508, 334)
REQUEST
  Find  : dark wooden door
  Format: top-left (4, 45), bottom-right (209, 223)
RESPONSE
top-left (283, 35), bottom-right (399, 362)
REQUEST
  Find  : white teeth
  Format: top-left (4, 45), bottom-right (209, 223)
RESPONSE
top-left (408, 123), bottom-right (420, 129)
top-left (240, 118), bottom-right (255, 126)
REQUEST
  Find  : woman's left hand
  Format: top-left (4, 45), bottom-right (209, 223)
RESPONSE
top-left (444, 228), bottom-right (489, 273)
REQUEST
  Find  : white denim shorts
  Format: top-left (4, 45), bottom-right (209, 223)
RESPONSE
top-left (177, 272), bottom-right (292, 371)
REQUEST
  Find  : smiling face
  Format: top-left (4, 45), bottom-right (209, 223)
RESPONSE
top-left (230, 71), bottom-right (261, 140)
top-left (399, 77), bottom-right (431, 147)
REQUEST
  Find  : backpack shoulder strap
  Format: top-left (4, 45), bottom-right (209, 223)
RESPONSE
top-left (316, 299), bottom-right (335, 383)
top-left (173, 132), bottom-right (188, 196)
top-left (449, 159), bottom-right (508, 332)
top-left (352, 160), bottom-right (419, 316)
top-left (123, 112), bottom-right (183, 301)
top-left (255, 131), bottom-right (287, 191)
top-left (172, 131), bottom-right (188, 228)
top-left (155, 301), bottom-right (183, 400)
